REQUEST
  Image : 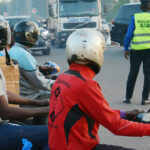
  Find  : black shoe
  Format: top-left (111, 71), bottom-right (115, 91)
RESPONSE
top-left (141, 100), bottom-right (150, 105)
top-left (123, 98), bottom-right (131, 104)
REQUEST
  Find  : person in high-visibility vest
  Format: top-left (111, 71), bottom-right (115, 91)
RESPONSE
top-left (123, 0), bottom-right (150, 105)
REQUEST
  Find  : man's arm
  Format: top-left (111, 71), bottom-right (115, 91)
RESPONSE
top-left (124, 15), bottom-right (135, 59)
top-left (115, 109), bottom-right (145, 120)
top-left (20, 68), bottom-right (55, 91)
top-left (7, 91), bottom-right (49, 107)
top-left (124, 15), bottom-right (135, 51)
top-left (80, 81), bottom-right (150, 137)
top-left (0, 95), bottom-right (49, 120)
top-left (8, 47), bottom-right (55, 91)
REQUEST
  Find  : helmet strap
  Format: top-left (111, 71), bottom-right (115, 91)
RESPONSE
top-left (75, 60), bottom-right (89, 65)
top-left (5, 47), bottom-right (11, 65)
top-left (86, 63), bottom-right (101, 74)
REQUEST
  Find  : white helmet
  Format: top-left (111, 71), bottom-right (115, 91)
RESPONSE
top-left (66, 28), bottom-right (106, 73)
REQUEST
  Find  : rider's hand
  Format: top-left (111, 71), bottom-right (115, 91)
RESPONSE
top-left (40, 65), bottom-right (53, 71)
top-left (39, 65), bottom-right (53, 76)
top-left (38, 99), bottom-right (49, 107)
top-left (126, 109), bottom-right (145, 121)
top-left (124, 51), bottom-right (129, 60)
top-left (51, 75), bottom-right (59, 80)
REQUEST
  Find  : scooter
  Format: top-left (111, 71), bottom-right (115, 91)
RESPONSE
top-left (135, 110), bottom-right (150, 123)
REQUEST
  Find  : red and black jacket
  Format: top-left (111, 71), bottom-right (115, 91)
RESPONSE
top-left (48, 63), bottom-right (150, 150)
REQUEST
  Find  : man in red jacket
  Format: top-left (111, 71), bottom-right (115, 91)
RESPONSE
top-left (48, 28), bottom-right (150, 150)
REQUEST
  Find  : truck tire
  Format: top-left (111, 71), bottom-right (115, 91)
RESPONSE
top-left (42, 47), bottom-right (51, 55)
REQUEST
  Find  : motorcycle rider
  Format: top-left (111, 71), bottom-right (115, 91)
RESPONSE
top-left (9, 20), bottom-right (54, 100)
top-left (8, 20), bottom-right (55, 124)
top-left (48, 28), bottom-right (150, 150)
top-left (0, 16), bottom-right (49, 150)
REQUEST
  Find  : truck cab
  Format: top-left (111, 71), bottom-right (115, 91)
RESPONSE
top-left (47, 0), bottom-right (101, 47)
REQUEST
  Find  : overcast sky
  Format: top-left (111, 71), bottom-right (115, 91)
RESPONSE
top-left (0, 0), bottom-right (11, 2)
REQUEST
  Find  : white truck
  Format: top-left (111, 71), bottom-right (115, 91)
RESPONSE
top-left (47, 0), bottom-right (102, 47)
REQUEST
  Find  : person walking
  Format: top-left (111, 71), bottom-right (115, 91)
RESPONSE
top-left (123, 0), bottom-right (150, 105)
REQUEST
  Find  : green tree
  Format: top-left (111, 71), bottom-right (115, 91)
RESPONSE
top-left (102, 0), bottom-right (129, 22)
top-left (0, 0), bottom-right (47, 19)
top-left (32, 0), bottom-right (47, 19)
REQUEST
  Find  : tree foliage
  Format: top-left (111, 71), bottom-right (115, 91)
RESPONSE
top-left (102, 0), bottom-right (129, 22)
top-left (0, 0), bottom-right (47, 19)
top-left (0, 0), bottom-right (133, 22)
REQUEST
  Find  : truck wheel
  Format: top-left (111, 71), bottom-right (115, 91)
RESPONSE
top-left (42, 47), bottom-right (51, 55)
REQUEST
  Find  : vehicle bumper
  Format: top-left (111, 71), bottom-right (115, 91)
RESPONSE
top-left (57, 31), bottom-right (74, 42)
top-left (30, 46), bottom-right (49, 52)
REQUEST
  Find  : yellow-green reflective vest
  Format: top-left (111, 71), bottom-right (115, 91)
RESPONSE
top-left (131, 13), bottom-right (150, 50)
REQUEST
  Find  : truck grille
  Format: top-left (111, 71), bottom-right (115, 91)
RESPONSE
top-left (63, 22), bottom-right (96, 29)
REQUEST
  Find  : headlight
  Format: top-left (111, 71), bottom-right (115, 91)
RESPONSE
top-left (41, 31), bottom-right (49, 37)
top-left (41, 31), bottom-right (50, 40)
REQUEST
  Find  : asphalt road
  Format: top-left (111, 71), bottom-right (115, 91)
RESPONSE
top-left (34, 45), bottom-right (150, 150)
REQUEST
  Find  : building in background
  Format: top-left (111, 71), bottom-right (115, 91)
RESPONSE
top-left (0, 0), bottom-right (141, 26)
top-left (0, 0), bottom-right (47, 20)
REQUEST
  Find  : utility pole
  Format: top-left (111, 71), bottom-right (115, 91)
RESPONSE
top-left (47, 0), bottom-right (49, 17)
top-left (26, 0), bottom-right (32, 16)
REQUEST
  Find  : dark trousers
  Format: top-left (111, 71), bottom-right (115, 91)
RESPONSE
top-left (126, 50), bottom-right (150, 100)
top-left (0, 123), bottom-right (49, 150)
top-left (93, 144), bottom-right (135, 150)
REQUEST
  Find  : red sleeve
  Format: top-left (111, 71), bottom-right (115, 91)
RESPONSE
top-left (79, 80), bottom-right (150, 137)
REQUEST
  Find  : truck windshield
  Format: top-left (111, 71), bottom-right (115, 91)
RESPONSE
top-left (59, 0), bottom-right (99, 17)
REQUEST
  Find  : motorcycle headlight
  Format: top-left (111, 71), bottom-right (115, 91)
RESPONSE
top-left (41, 31), bottom-right (50, 40)
top-left (41, 31), bottom-right (49, 37)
